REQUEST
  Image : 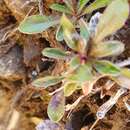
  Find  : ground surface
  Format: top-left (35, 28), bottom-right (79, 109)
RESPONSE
top-left (0, 0), bottom-right (130, 130)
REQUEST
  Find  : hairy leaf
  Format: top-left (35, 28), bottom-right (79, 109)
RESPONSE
top-left (32, 76), bottom-right (64, 88)
top-left (64, 0), bottom-right (74, 12)
top-left (83, 0), bottom-right (112, 15)
top-left (42, 48), bottom-right (68, 59)
top-left (78, 19), bottom-right (90, 53)
top-left (90, 40), bottom-right (125, 58)
top-left (94, 60), bottom-right (120, 76)
top-left (64, 82), bottom-right (78, 97)
top-left (79, 18), bottom-right (90, 41)
top-left (63, 30), bottom-right (79, 51)
top-left (56, 26), bottom-right (64, 41)
top-left (61, 14), bottom-right (78, 50)
top-left (78, 0), bottom-right (89, 13)
top-left (61, 14), bottom-right (74, 30)
top-left (69, 56), bottom-right (80, 70)
top-left (113, 68), bottom-right (130, 89)
top-left (121, 68), bottom-right (130, 78)
top-left (68, 63), bottom-right (93, 83)
top-left (94, 0), bottom-right (129, 42)
top-left (36, 120), bottom-right (63, 130)
top-left (48, 91), bottom-right (65, 122)
top-left (18, 15), bottom-right (59, 34)
top-left (113, 76), bottom-right (130, 90)
top-left (50, 3), bottom-right (72, 14)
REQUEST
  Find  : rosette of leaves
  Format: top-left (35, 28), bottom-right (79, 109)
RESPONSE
top-left (32, 0), bottom-right (129, 123)
top-left (18, 0), bottom-right (113, 37)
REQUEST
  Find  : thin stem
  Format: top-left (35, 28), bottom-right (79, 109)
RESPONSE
top-left (6, 110), bottom-right (20, 130)
top-left (0, 27), bottom-right (18, 43)
top-left (89, 119), bottom-right (100, 130)
top-left (49, 87), bottom-right (64, 96)
top-left (66, 95), bottom-right (85, 110)
top-left (38, 0), bottom-right (44, 15)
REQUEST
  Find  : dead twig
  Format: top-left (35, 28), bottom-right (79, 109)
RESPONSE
top-left (6, 110), bottom-right (20, 130)
top-left (0, 27), bottom-right (18, 43)
top-left (38, 0), bottom-right (44, 15)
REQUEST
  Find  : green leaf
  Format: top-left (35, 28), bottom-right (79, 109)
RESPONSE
top-left (90, 40), bottom-right (125, 58)
top-left (18, 15), bottom-right (59, 34)
top-left (56, 26), bottom-right (64, 41)
top-left (32, 76), bottom-right (64, 88)
top-left (69, 56), bottom-right (80, 70)
top-left (78, 19), bottom-right (90, 53)
top-left (42, 48), bottom-right (68, 59)
top-left (79, 18), bottom-right (90, 41)
top-left (61, 14), bottom-right (74, 31)
top-left (121, 68), bottom-right (130, 78)
top-left (78, 0), bottom-right (89, 13)
top-left (68, 63), bottom-right (93, 83)
top-left (83, 0), bottom-right (112, 15)
top-left (63, 82), bottom-right (78, 97)
top-left (63, 30), bottom-right (79, 51)
top-left (48, 91), bottom-right (65, 122)
top-left (64, 0), bottom-right (74, 12)
top-left (94, 60), bottom-right (121, 76)
top-left (94, 0), bottom-right (129, 42)
top-left (50, 3), bottom-right (72, 14)
top-left (61, 14), bottom-right (78, 50)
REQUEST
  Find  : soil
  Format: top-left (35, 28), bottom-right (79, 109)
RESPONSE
top-left (0, 0), bottom-right (130, 130)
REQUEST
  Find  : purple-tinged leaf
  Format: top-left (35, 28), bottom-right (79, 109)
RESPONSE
top-left (36, 119), bottom-right (63, 130)
top-left (48, 91), bottom-right (65, 122)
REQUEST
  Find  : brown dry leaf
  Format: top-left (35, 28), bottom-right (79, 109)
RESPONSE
top-left (0, 25), bottom-right (16, 57)
top-left (23, 37), bottom-right (42, 67)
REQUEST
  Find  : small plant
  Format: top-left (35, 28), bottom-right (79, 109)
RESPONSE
top-left (31, 0), bottom-right (130, 123)
top-left (18, 0), bottom-right (113, 41)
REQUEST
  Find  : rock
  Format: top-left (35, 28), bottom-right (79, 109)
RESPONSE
top-left (0, 45), bottom-right (25, 81)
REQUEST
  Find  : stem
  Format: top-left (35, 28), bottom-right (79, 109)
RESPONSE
top-left (38, 0), bottom-right (44, 15)
top-left (89, 119), bottom-right (100, 130)
top-left (49, 87), bottom-right (64, 96)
